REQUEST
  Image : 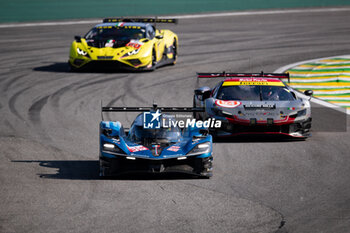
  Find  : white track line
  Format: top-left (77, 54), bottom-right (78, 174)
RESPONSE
top-left (1, 7), bottom-right (350, 28)
top-left (274, 55), bottom-right (350, 115)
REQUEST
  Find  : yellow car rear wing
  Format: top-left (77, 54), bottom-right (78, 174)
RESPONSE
top-left (103, 18), bottom-right (178, 24)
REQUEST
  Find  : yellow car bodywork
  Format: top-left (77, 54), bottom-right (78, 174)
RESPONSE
top-left (69, 23), bottom-right (178, 71)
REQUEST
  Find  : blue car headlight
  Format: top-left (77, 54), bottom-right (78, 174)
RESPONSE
top-left (102, 143), bottom-right (125, 154)
top-left (187, 142), bottom-right (211, 156)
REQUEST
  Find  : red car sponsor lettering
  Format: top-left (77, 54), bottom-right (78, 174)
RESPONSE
top-left (215, 100), bottom-right (241, 108)
top-left (126, 40), bottom-right (143, 49)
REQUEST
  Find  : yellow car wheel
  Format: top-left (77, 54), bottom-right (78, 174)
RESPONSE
top-left (171, 39), bottom-right (177, 65)
top-left (68, 62), bottom-right (79, 72)
top-left (150, 48), bottom-right (157, 70)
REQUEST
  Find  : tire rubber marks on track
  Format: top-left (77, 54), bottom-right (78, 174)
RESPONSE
top-left (9, 87), bottom-right (31, 121)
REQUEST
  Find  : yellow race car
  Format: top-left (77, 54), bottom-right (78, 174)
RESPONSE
top-left (68, 18), bottom-right (178, 71)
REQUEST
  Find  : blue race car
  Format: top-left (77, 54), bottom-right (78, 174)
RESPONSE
top-left (99, 104), bottom-right (213, 178)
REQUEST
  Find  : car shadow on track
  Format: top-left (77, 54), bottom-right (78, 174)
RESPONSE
top-left (12, 160), bottom-right (100, 180)
top-left (11, 160), bottom-right (200, 180)
top-left (32, 62), bottom-right (154, 73)
top-left (33, 62), bottom-right (71, 73)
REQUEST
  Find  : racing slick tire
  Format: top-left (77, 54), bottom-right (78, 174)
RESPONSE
top-left (99, 157), bottom-right (115, 178)
top-left (68, 62), bottom-right (79, 72)
top-left (149, 48), bottom-right (157, 71)
top-left (171, 39), bottom-right (177, 65)
top-left (198, 156), bottom-right (213, 178)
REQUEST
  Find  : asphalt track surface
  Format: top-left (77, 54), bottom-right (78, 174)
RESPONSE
top-left (1, 9), bottom-right (350, 233)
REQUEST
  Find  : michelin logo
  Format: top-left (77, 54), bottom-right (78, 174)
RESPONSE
top-left (143, 110), bottom-right (161, 129)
